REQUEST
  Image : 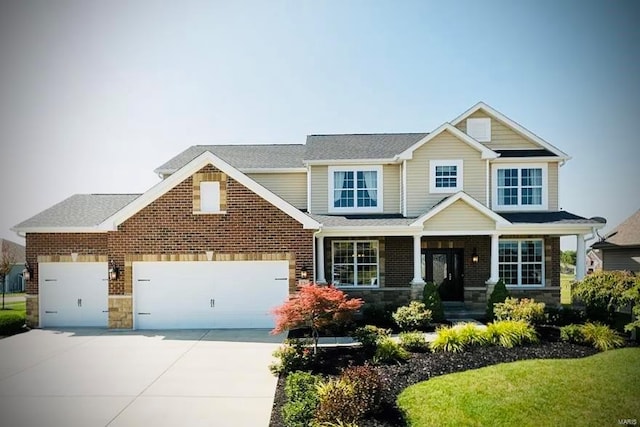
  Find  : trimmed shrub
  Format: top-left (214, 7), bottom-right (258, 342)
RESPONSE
top-left (430, 323), bottom-right (489, 353)
top-left (340, 365), bottom-right (382, 416)
top-left (559, 324), bottom-right (584, 344)
top-left (373, 336), bottom-right (410, 365)
top-left (580, 322), bottom-right (625, 351)
top-left (283, 372), bottom-right (321, 427)
top-left (269, 339), bottom-right (314, 375)
top-left (392, 301), bottom-right (432, 331)
top-left (456, 322), bottom-right (491, 347)
top-left (494, 297), bottom-right (546, 325)
top-left (0, 312), bottom-right (25, 335)
top-left (544, 306), bottom-right (586, 326)
top-left (360, 303), bottom-right (398, 329)
top-left (399, 331), bottom-right (429, 352)
top-left (486, 320), bottom-right (538, 348)
top-left (352, 325), bottom-right (390, 352)
top-left (422, 282), bottom-right (445, 323)
top-left (486, 279), bottom-right (510, 320)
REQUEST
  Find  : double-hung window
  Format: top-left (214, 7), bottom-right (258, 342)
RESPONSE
top-left (332, 241), bottom-right (379, 287)
top-left (329, 166), bottom-right (383, 213)
top-left (499, 239), bottom-right (544, 287)
top-left (430, 160), bottom-right (463, 193)
top-left (492, 163), bottom-right (547, 210)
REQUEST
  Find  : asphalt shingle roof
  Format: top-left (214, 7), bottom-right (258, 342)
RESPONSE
top-left (304, 133), bottom-right (428, 160)
top-left (309, 214), bottom-right (416, 227)
top-left (499, 211), bottom-right (604, 224)
top-left (13, 194), bottom-right (140, 229)
top-left (593, 209), bottom-right (640, 247)
top-left (495, 149), bottom-right (557, 157)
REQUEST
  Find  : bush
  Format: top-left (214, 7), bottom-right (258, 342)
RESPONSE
top-left (559, 324), bottom-right (584, 344)
top-left (352, 325), bottom-right (390, 351)
top-left (373, 336), bottom-right (410, 365)
top-left (399, 331), bottom-right (429, 352)
top-left (360, 303), bottom-right (398, 329)
top-left (392, 301), bottom-right (432, 331)
top-left (0, 312), bottom-right (25, 335)
top-left (315, 378), bottom-right (359, 424)
top-left (486, 279), bottom-right (510, 320)
top-left (283, 372), bottom-right (321, 427)
top-left (544, 306), bottom-right (586, 326)
top-left (422, 282), bottom-right (445, 323)
top-left (269, 339), bottom-right (314, 375)
top-left (494, 298), bottom-right (546, 325)
top-left (429, 323), bottom-right (489, 353)
top-left (486, 320), bottom-right (538, 348)
top-left (580, 322), bottom-right (625, 351)
top-left (340, 365), bottom-right (382, 416)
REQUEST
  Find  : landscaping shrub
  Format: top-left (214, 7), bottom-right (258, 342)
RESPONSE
top-left (486, 320), bottom-right (538, 348)
top-left (429, 323), bottom-right (489, 353)
top-left (373, 336), bottom-right (410, 365)
top-left (544, 306), bottom-right (586, 326)
top-left (486, 279), bottom-right (510, 321)
top-left (0, 312), bottom-right (25, 335)
top-left (399, 331), bottom-right (429, 352)
top-left (559, 324), bottom-right (584, 344)
top-left (352, 325), bottom-right (390, 352)
top-left (422, 282), bottom-right (445, 323)
top-left (283, 372), bottom-right (321, 427)
top-left (494, 297), bottom-right (546, 325)
top-left (392, 301), bottom-right (432, 331)
top-left (360, 303), bottom-right (398, 329)
top-left (269, 339), bottom-right (314, 375)
top-left (340, 365), bottom-right (382, 416)
top-left (579, 322), bottom-right (625, 351)
top-left (456, 322), bottom-right (491, 347)
top-left (315, 378), bottom-right (359, 424)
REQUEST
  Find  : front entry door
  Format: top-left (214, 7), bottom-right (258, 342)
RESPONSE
top-left (422, 249), bottom-right (464, 301)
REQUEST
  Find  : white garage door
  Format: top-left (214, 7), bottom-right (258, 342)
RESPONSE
top-left (133, 260), bottom-right (289, 329)
top-left (39, 262), bottom-right (109, 328)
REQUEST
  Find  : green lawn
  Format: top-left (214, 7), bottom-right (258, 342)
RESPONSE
top-left (560, 273), bottom-right (575, 305)
top-left (398, 348), bottom-right (640, 427)
top-left (0, 300), bottom-right (26, 313)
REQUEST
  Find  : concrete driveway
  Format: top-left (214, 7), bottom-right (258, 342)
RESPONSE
top-left (0, 328), bottom-right (285, 427)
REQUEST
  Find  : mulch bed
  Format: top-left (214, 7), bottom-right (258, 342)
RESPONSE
top-left (269, 341), bottom-right (602, 427)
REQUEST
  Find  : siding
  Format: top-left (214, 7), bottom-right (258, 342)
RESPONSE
top-left (406, 130), bottom-right (487, 216)
top-left (246, 172), bottom-right (307, 209)
top-left (602, 249), bottom-right (640, 273)
top-left (310, 165), bottom-right (328, 214)
top-left (423, 200), bottom-right (496, 231)
top-left (383, 164), bottom-right (401, 213)
top-left (456, 110), bottom-right (539, 150)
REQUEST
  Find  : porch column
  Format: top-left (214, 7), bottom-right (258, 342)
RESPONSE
top-left (316, 236), bottom-right (327, 284)
top-left (576, 234), bottom-right (586, 281)
top-left (486, 233), bottom-right (500, 284)
top-left (411, 234), bottom-right (425, 285)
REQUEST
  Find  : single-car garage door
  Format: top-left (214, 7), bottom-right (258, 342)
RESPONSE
top-left (39, 262), bottom-right (109, 328)
top-left (133, 260), bottom-right (289, 329)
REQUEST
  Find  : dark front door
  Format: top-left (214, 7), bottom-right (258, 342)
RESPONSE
top-left (423, 249), bottom-right (464, 301)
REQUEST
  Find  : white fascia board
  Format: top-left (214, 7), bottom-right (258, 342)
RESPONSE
top-left (410, 192), bottom-right (510, 227)
top-left (303, 158), bottom-right (398, 166)
top-left (397, 123), bottom-right (498, 161)
top-left (100, 151), bottom-right (321, 230)
top-left (450, 102), bottom-right (570, 160)
top-left (421, 230), bottom-right (502, 236)
top-left (240, 167), bottom-right (307, 173)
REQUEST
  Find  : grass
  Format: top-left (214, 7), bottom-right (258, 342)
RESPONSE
top-left (397, 348), bottom-right (640, 427)
top-left (560, 273), bottom-right (575, 305)
top-left (0, 300), bottom-right (26, 313)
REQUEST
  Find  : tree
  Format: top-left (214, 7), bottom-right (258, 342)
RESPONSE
top-left (561, 250), bottom-right (577, 267)
top-left (486, 279), bottom-right (510, 321)
top-left (422, 282), bottom-right (445, 323)
top-left (0, 245), bottom-right (16, 310)
top-left (271, 284), bottom-right (363, 354)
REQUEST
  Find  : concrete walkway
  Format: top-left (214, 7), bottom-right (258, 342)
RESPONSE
top-left (0, 328), bottom-right (285, 427)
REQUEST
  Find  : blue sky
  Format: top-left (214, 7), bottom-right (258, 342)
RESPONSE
top-left (0, 0), bottom-right (638, 249)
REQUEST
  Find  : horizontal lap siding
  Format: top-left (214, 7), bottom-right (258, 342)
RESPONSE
top-left (406, 130), bottom-right (486, 216)
top-left (424, 200), bottom-right (495, 231)
top-left (602, 249), bottom-right (640, 273)
top-left (548, 162), bottom-right (558, 210)
top-left (383, 164), bottom-right (401, 214)
top-left (455, 110), bottom-right (539, 150)
top-left (246, 172), bottom-right (307, 210)
top-left (310, 165), bottom-right (328, 214)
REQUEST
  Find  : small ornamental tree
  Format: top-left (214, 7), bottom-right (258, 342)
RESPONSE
top-left (271, 284), bottom-right (363, 354)
top-left (422, 282), bottom-right (445, 323)
top-left (486, 279), bottom-right (510, 321)
top-left (0, 245), bottom-right (16, 310)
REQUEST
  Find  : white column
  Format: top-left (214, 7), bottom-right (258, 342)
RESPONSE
top-left (316, 236), bottom-right (326, 284)
top-left (576, 234), bottom-right (586, 281)
top-left (411, 234), bottom-right (425, 285)
top-left (486, 233), bottom-right (500, 284)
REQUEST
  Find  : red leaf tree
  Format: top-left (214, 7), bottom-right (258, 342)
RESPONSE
top-left (271, 284), bottom-right (363, 354)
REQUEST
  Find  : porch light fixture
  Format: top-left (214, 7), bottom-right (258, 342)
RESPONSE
top-left (300, 266), bottom-right (308, 280)
top-left (108, 260), bottom-right (119, 281)
top-left (22, 262), bottom-right (32, 281)
top-left (472, 248), bottom-right (479, 264)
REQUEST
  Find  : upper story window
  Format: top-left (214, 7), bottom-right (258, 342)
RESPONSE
top-left (492, 163), bottom-right (547, 211)
top-left (466, 118), bottom-right (491, 142)
top-left (328, 166), bottom-right (383, 213)
top-left (429, 160), bottom-right (463, 193)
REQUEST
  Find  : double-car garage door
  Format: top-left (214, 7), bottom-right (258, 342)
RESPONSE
top-left (39, 260), bottom-right (289, 329)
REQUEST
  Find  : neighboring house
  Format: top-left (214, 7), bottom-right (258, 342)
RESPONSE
top-left (12, 102), bottom-right (606, 330)
top-left (0, 238), bottom-right (26, 293)
top-left (586, 248), bottom-right (603, 274)
top-left (591, 209), bottom-right (640, 273)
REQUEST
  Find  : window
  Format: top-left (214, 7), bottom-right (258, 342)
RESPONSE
top-left (466, 118), bottom-right (491, 142)
top-left (499, 239), bottom-right (544, 286)
top-left (492, 163), bottom-right (547, 210)
top-left (332, 241), bottom-right (379, 287)
top-left (200, 181), bottom-right (221, 213)
top-left (329, 166), bottom-right (383, 213)
top-left (430, 160), bottom-right (463, 193)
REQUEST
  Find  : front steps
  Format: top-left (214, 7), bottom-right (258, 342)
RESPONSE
top-left (443, 301), bottom-right (485, 322)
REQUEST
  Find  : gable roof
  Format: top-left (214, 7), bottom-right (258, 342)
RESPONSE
top-left (155, 144), bottom-right (307, 175)
top-left (12, 194), bottom-right (140, 233)
top-left (410, 192), bottom-right (510, 227)
top-left (592, 209), bottom-right (640, 248)
top-left (450, 102), bottom-right (570, 160)
top-left (0, 239), bottom-right (25, 263)
top-left (398, 124), bottom-right (499, 161)
top-left (102, 150), bottom-right (320, 230)
top-left (304, 133), bottom-right (427, 162)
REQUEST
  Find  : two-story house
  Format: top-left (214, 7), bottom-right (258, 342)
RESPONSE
top-left (13, 102), bottom-right (605, 329)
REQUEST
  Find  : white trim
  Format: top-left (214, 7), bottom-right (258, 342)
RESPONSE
top-left (497, 223), bottom-right (606, 235)
top-left (401, 160), bottom-right (407, 217)
top-left (410, 192), bottom-right (510, 227)
top-left (499, 238), bottom-right (545, 287)
top-left (491, 157), bottom-right (563, 163)
top-left (99, 151), bottom-right (321, 230)
top-left (485, 159), bottom-right (490, 206)
top-left (492, 163), bottom-right (548, 211)
top-left (306, 164), bottom-right (312, 213)
top-left (450, 102), bottom-right (571, 160)
top-left (429, 159), bottom-right (463, 193)
top-left (331, 240), bottom-right (379, 288)
top-left (327, 165), bottom-right (384, 214)
top-left (397, 123), bottom-right (499, 161)
top-left (304, 158), bottom-right (397, 166)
